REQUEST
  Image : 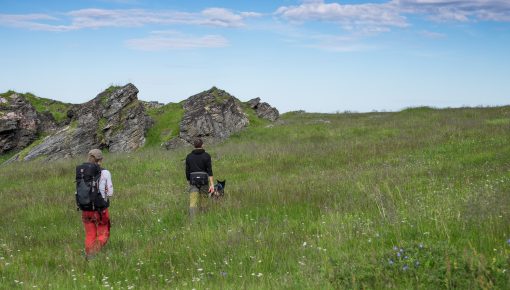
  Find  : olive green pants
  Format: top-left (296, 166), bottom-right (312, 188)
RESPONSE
top-left (189, 185), bottom-right (209, 209)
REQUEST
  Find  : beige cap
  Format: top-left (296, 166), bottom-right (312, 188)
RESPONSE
top-left (88, 149), bottom-right (103, 160)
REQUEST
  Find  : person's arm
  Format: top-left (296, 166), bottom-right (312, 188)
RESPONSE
top-left (185, 156), bottom-right (190, 183)
top-left (105, 170), bottom-right (113, 197)
top-left (206, 154), bottom-right (214, 193)
top-left (99, 171), bottom-right (106, 196)
top-left (208, 176), bottom-right (214, 193)
top-left (99, 170), bottom-right (113, 197)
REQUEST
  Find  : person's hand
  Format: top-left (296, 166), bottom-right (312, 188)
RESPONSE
top-left (208, 185), bottom-right (215, 193)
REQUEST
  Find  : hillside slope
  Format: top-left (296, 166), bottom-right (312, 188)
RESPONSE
top-left (0, 106), bottom-right (509, 289)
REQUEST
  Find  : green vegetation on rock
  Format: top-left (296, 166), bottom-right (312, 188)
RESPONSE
top-left (241, 103), bottom-right (271, 128)
top-left (0, 106), bottom-right (509, 288)
top-left (145, 103), bottom-right (185, 147)
top-left (98, 85), bottom-right (122, 106)
top-left (96, 117), bottom-right (108, 144)
top-left (14, 135), bottom-right (46, 161)
top-left (23, 92), bottom-right (71, 123)
top-left (210, 86), bottom-right (232, 104)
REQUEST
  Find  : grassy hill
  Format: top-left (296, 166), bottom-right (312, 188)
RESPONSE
top-left (0, 106), bottom-right (509, 289)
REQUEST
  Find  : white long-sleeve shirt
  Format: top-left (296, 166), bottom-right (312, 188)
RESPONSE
top-left (99, 169), bottom-right (113, 199)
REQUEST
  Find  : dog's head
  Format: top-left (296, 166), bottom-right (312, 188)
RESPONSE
top-left (213, 180), bottom-right (226, 197)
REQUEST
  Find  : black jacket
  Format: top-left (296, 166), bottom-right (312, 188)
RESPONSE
top-left (185, 149), bottom-right (213, 181)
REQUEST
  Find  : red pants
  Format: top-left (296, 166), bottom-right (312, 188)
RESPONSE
top-left (82, 209), bottom-right (110, 255)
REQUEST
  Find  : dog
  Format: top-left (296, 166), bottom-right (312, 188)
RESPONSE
top-left (210, 180), bottom-right (226, 199)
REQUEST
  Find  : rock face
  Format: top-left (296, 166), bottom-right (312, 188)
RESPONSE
top-left (247, 97), bottom-right (279, 121)
top-left (2, 84), bottom-right (281, 160)
top-left (165, 87), bottom-right (249, 148)
top-left (0, 93), bottom-right (41, 154)
top-left (141, 100), bottom-right (165, 110)
top-left (8, 84), bottom-right (152, 162)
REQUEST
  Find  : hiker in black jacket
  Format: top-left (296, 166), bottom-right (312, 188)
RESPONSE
top-left (185, 138), bottom-right (214, 219)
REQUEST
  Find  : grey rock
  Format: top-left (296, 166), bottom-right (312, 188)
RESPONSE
top-left (0, 93), bottom-right (40, 154)
top-left (8, 83), bottom-right (152, 162)
top-left (141, 100), bottom-right (165, 110)
top-left (164, 137), bottom-right (191, 150)
top-left (164, 87), bottom-right (249, 149)
top-left (247, 97), bottom-right (260, 109)
top-left (247, 97), bottom-right (279, 122)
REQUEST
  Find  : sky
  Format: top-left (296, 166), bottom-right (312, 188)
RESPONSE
top-left (0, 0), bottom-right (509, 113)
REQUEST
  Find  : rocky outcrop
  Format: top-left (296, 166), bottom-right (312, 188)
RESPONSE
top-left (2, 84), bottom-right (281, 161)
top-left (164, 87), bottom-right (249, 148)
top-left (0, 93), bottom-right (44, 154)
top-left (247, 97), bottom-right (279, 121)
top-left (6, 84), bottom-right (152, 162)
top-left (141, 100), bottom-right (165, 110)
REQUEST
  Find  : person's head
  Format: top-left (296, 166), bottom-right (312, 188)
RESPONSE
top-left (88, 149), bottom-right (103, 164)
top-left (193, 138), bottom-right (203, 149)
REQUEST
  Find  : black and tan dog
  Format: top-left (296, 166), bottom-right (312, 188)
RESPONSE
top-left (210, 180), bottom-right (225, 199)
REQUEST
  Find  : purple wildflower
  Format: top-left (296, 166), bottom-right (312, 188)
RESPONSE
top-left (402, 265), bottom-right (409, 271)
top-left (221, 272), bottom-right (227, 277)
top-left (388, 259), bottom-right (394, 266)
top-left (507, 239), bottom-right (510, 245)
top-left (397, 252), bottom-right (401, 258)
top-left (393, 246), bottom-right (398, 251)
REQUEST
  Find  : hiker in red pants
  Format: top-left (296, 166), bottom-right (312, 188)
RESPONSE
top-left (76, 149), bottom-right (113, 260)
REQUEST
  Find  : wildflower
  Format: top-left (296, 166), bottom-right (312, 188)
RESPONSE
top-left (507, 239), bottom-right (510, 245)
top-left (415, 261), bottom-right (420, 267)
top-left (221, 272), bottom-right (227, 277)
top-left (393, 246), bottom-right (398, 251)
top-left (388, 259), bottom-right (394, 265)
top-left (419, 243), bottom-right (424, 249)
top-left (257, 273), bottom-right (263, 277)
top-left (197, 268), bottom-right (203, 272)
top-left (404, 256), bottom-right (408, 259)
top-left (303, 242), bottom-right (307, 247)
top-left (397, 252), bottom-right (401, 258)
top-left (402, 265), bottom-right (409, 271)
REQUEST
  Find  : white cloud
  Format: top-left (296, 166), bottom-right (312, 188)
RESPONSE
top-left (0, 13), bottom-right (73, 31)
top-left (276, 0), bottom-right (408, 30)
top-left (126, 32), bottom-right (229, 50)
top-left (396, 0), bottom-right (510, 22)
top-left (0, 7), bottom-right (260, 31)
top-left (275, 0), bottom-right (510, 28)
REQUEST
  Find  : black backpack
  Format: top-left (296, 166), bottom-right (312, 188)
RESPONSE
top-left (75, 163), bottom-right (107, 211)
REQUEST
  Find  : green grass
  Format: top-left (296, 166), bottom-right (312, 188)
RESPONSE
top-left (1, 106), bottom-right (510, 289)
top-left (145, 102), bottom-right (185, 147)
top-left (0, 151), bottom-right (16, 164)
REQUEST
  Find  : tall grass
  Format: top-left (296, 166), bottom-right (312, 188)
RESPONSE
top-left (0, 106), bottom-right (509, 289)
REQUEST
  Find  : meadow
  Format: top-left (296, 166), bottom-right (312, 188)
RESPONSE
top-left (0, 106), bottom-right (509, 289)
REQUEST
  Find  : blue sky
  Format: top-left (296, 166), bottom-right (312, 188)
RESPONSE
top-left (0, 0), bottom-right (509, 112)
